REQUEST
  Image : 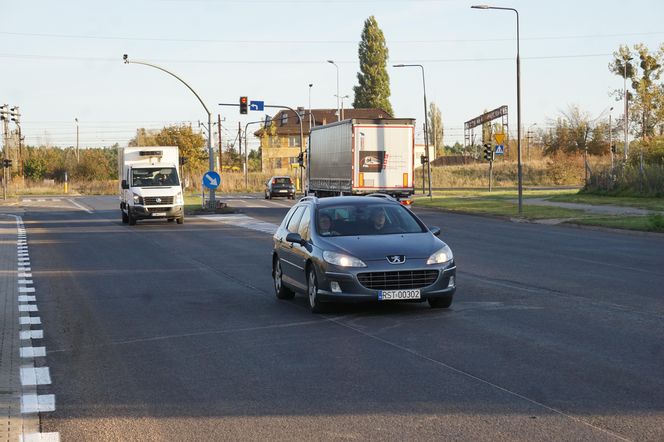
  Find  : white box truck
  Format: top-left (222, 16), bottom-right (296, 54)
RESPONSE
top-left (118, 146), bottom-right (185, 225)
top-left (307, 119), bottom-right (415, 199)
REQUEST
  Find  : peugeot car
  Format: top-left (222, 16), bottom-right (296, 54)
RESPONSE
top-left (272, 196), bottom-right (456, 313)
top-left (265, 176), bottom-right (296, 200)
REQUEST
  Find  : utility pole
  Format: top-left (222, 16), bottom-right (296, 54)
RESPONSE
top-left (623, 60), bottom-right (630, 160)
top-left (1, 104), bottom-right (9, 200)
top-left (218, 114), bottom-right (223, 172)
top-left (238, 122), bottom-right (243, 179)
top-left (75, 118), bottom-right (80, 163)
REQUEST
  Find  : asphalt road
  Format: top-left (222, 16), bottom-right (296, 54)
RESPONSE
top-left (7, 194), bottom-right (664, 441)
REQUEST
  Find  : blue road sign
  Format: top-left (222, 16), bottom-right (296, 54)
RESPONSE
top-left (495, 144), bottom-right (505, 155)
top-left (249, 100), bottom-right (264, 111)
top-left (203, 171), bottom-right (221, 189)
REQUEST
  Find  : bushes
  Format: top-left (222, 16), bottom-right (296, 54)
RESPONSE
top-left (585, 163), bottom-right (664, 197)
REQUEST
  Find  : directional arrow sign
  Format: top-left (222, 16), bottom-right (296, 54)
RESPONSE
top-left (203, 171), bottom-right (221, 189)
top-left (249, 101), bottom-right (264, 111)
top-left (494, 133), bottom-right (505, 145)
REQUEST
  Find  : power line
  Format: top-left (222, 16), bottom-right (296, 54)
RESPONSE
top-left (2, 30), bottom-right (662, 44)
top-left (0, 52), bottom-right (615, 64)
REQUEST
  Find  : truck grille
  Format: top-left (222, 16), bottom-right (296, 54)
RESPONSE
top-left (357, 270), bottom-right (439, 290)
top-left (144, 196), bottom-right (174, 206)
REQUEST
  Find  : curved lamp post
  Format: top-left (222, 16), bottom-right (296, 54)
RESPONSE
top-left (327, 60), bottom-right (340, 121)
top-left (471, 5), bottom-right (522, 213)
top-left (393, 63), bottom-right (432, 197)
top-left (123, 54), bottom-right (216, 206)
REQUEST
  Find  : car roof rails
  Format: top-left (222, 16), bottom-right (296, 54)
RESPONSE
top-left (366, 193), bottom-right (398, 202)
top-left (298, 195), bottom-right (318, 203)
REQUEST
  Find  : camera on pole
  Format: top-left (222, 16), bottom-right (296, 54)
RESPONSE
top-left (3, 159), bottom-right (12, 168)
top-left (483, 143), bottom-right (494, 162)
top-left (239, 96), bottom-right (248, 114)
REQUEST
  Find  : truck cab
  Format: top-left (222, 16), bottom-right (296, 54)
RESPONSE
top-left (119, 147), bottom-right (185, 225)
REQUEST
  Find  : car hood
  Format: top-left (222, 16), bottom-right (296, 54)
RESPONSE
top-left (319, 233), bottom-right (445, 261)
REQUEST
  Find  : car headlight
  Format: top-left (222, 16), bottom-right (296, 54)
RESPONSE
top-left (427, 245), bottom-right (453, 265)
top-left (132, 194), bottom-right (143, 204)
top-left (175, 191), bottom-right (184, 205)
top-left (323, 251), bottom-right (367, 268)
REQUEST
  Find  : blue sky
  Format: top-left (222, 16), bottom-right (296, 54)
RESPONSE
top-left (1, 0), bottom-right (662, 150)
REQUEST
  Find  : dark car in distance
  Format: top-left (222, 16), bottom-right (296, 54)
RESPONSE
top-left (272, 196), bottom-right (456, 313)
top-left (265, 176), bottom-right (296, 200)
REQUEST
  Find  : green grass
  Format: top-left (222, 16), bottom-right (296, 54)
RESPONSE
top-left (568, 214), bottom-right (664, 232)
top-left (414, 190), bottom-right (664, 233)
top-left (548, 193), bottom-right (664, 212)
top-left (415, 194), bottom-right (586, 219)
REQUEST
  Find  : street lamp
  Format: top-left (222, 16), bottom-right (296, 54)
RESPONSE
top-left (471, 4), bottom-right (523, 214)
top-left (123, 54), bottom-right (216, 206)
top-left (308, 83), bottom-right (314, 131)
top-left (327, 60), bottom-right (340, 121)
top-left (335, 94), bottom-right (349, 120)
top-left (393, 63), bottom-right (432, 197)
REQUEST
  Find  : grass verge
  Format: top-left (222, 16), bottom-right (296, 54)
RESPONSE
top-left (567, 214), bottom-right (664, 232)
top-left (548, 193), bottom-right (664, 212)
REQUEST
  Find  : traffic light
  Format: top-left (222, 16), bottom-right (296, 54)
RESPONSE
top-left (3, 159), bottom-right (12, 168)
top-left (0, 104), bottom-right (8, 121)
top-left (9, 106), bottom-right (20, 123)
top-left (483, 144), bottom-right (493, 161)
top-left (239, 96), bottom-right (248, 114)
top-left (297, 152), bottom-right (304, 167)
top-left (420, 155), bottom-right (428, 165)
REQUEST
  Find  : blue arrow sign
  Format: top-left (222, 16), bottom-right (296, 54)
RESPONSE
top-left (495, 144), bottom-right (505, 155)
top-left (249, 100), bottom-right (264, 111)
top-left (203, 171), bottom-right (221, 189)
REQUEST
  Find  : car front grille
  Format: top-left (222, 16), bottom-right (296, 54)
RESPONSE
top-left (357, 270), bottom-right (439, 290)
top-left (144, 196), bottom-right (174, 206)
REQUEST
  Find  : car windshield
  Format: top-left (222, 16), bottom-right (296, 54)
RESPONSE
top-left (273, 177), bottom-right (292, 184)
top-left (316, 203), bottom-right (425, 237)
top-left (131, 167), bottom-right (179, 187)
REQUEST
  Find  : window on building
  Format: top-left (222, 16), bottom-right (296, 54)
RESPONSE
top-left (275, 158), bottom-right (282, 169)
top-left (289, 136), bottom-right (300, 147)
top-left (281, 113), bottom-right (288, 125)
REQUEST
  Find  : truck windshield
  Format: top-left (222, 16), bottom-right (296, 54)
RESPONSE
top-left (131, 167), bottom-right (179, 187)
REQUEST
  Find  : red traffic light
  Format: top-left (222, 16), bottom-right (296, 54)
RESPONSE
top-left (240, 96), bottom-right (248, 114)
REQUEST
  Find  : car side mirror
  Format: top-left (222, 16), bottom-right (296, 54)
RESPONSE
top-left (121, 180), bottom-right (129, 190)
top-left (286, 232), bottom-right (306, 245)
top-left (429, 226), bottom-right (441, 236)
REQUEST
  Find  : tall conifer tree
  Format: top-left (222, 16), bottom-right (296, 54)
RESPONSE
top-left (353, 16), bottom-right (393, 115)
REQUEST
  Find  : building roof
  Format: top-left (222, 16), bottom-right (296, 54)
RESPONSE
top-left (254, 108), bottom-right (393, 137)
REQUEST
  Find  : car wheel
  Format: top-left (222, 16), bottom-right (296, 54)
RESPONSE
top-left (428, 296), bottom-right (453, 309)
top-left (264, 191), bottom-right (269, 200)
top-left (307, 265), bottom-right (325, 313)
top-left (122, 210), bottom-right (128, 224)
top-left (176, 216), bottom-right (184, 224)
top-left (128, 209), bottom-right (136, 226)
top-left (167, 218), bottom-right (175, 223)
top-left (267, 192), bottom-right (272, 200)
top-left (273, 258), bottom-right (294, 300)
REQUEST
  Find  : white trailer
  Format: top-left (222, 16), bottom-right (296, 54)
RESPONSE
top-left (118, 146), bottom-right (185, 225)
top-left (307, 119), bottom-right (415, 199)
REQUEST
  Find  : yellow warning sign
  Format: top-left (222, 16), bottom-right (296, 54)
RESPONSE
top-left (494, 133), bottom-right (505, 145)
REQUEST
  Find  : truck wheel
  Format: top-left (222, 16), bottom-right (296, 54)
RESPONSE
top-left (167, 218), bottom-right (175, 223)
top-left (176, 216), bottom-right (184, 224)
top-left (122, 211), bottom-right (128, 224)
top-left (128, 210), bottom-right (136, 226)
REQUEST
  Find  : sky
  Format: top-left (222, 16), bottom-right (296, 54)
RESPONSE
top-left (1, 0), bottom-right (663, 152)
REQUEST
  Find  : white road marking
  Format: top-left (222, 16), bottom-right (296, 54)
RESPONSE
top-left (20, 367), bottom-right (52, 386)
top-left (20, 432), bottom-right (61, 442)
top-left (19, 273), bottom-right (32, 278)
top-left (19, 305), bottom-right (38, 312)
top-left (20, 330), bottom-right (44, 340)
top-left (19, 279), bottom-right (34, 284)
top-left (19, 287), bottom-right (36, 293)
top-left (20, 347), bottom-right (46, 358)
top-left (19, 266), bottom-right (32, 272)
top-left (18, 295), bottom-right (37, 302)
top-left (21, 394), bottom-right (55, 413)
top-left (67, 198), bottom-right (93, 213)
top-left (19, 317), bottom-right (41, 325)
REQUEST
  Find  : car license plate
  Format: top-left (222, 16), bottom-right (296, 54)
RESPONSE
top-left (378, 289), bottom-right (421, 300)
top-left (279, 189), bottom-right (287, 193)
top-left (152, 212), bottom-right (166, 217)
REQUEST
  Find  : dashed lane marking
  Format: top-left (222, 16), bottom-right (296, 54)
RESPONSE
top-left (198, 214), bottom-right (279, 235)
